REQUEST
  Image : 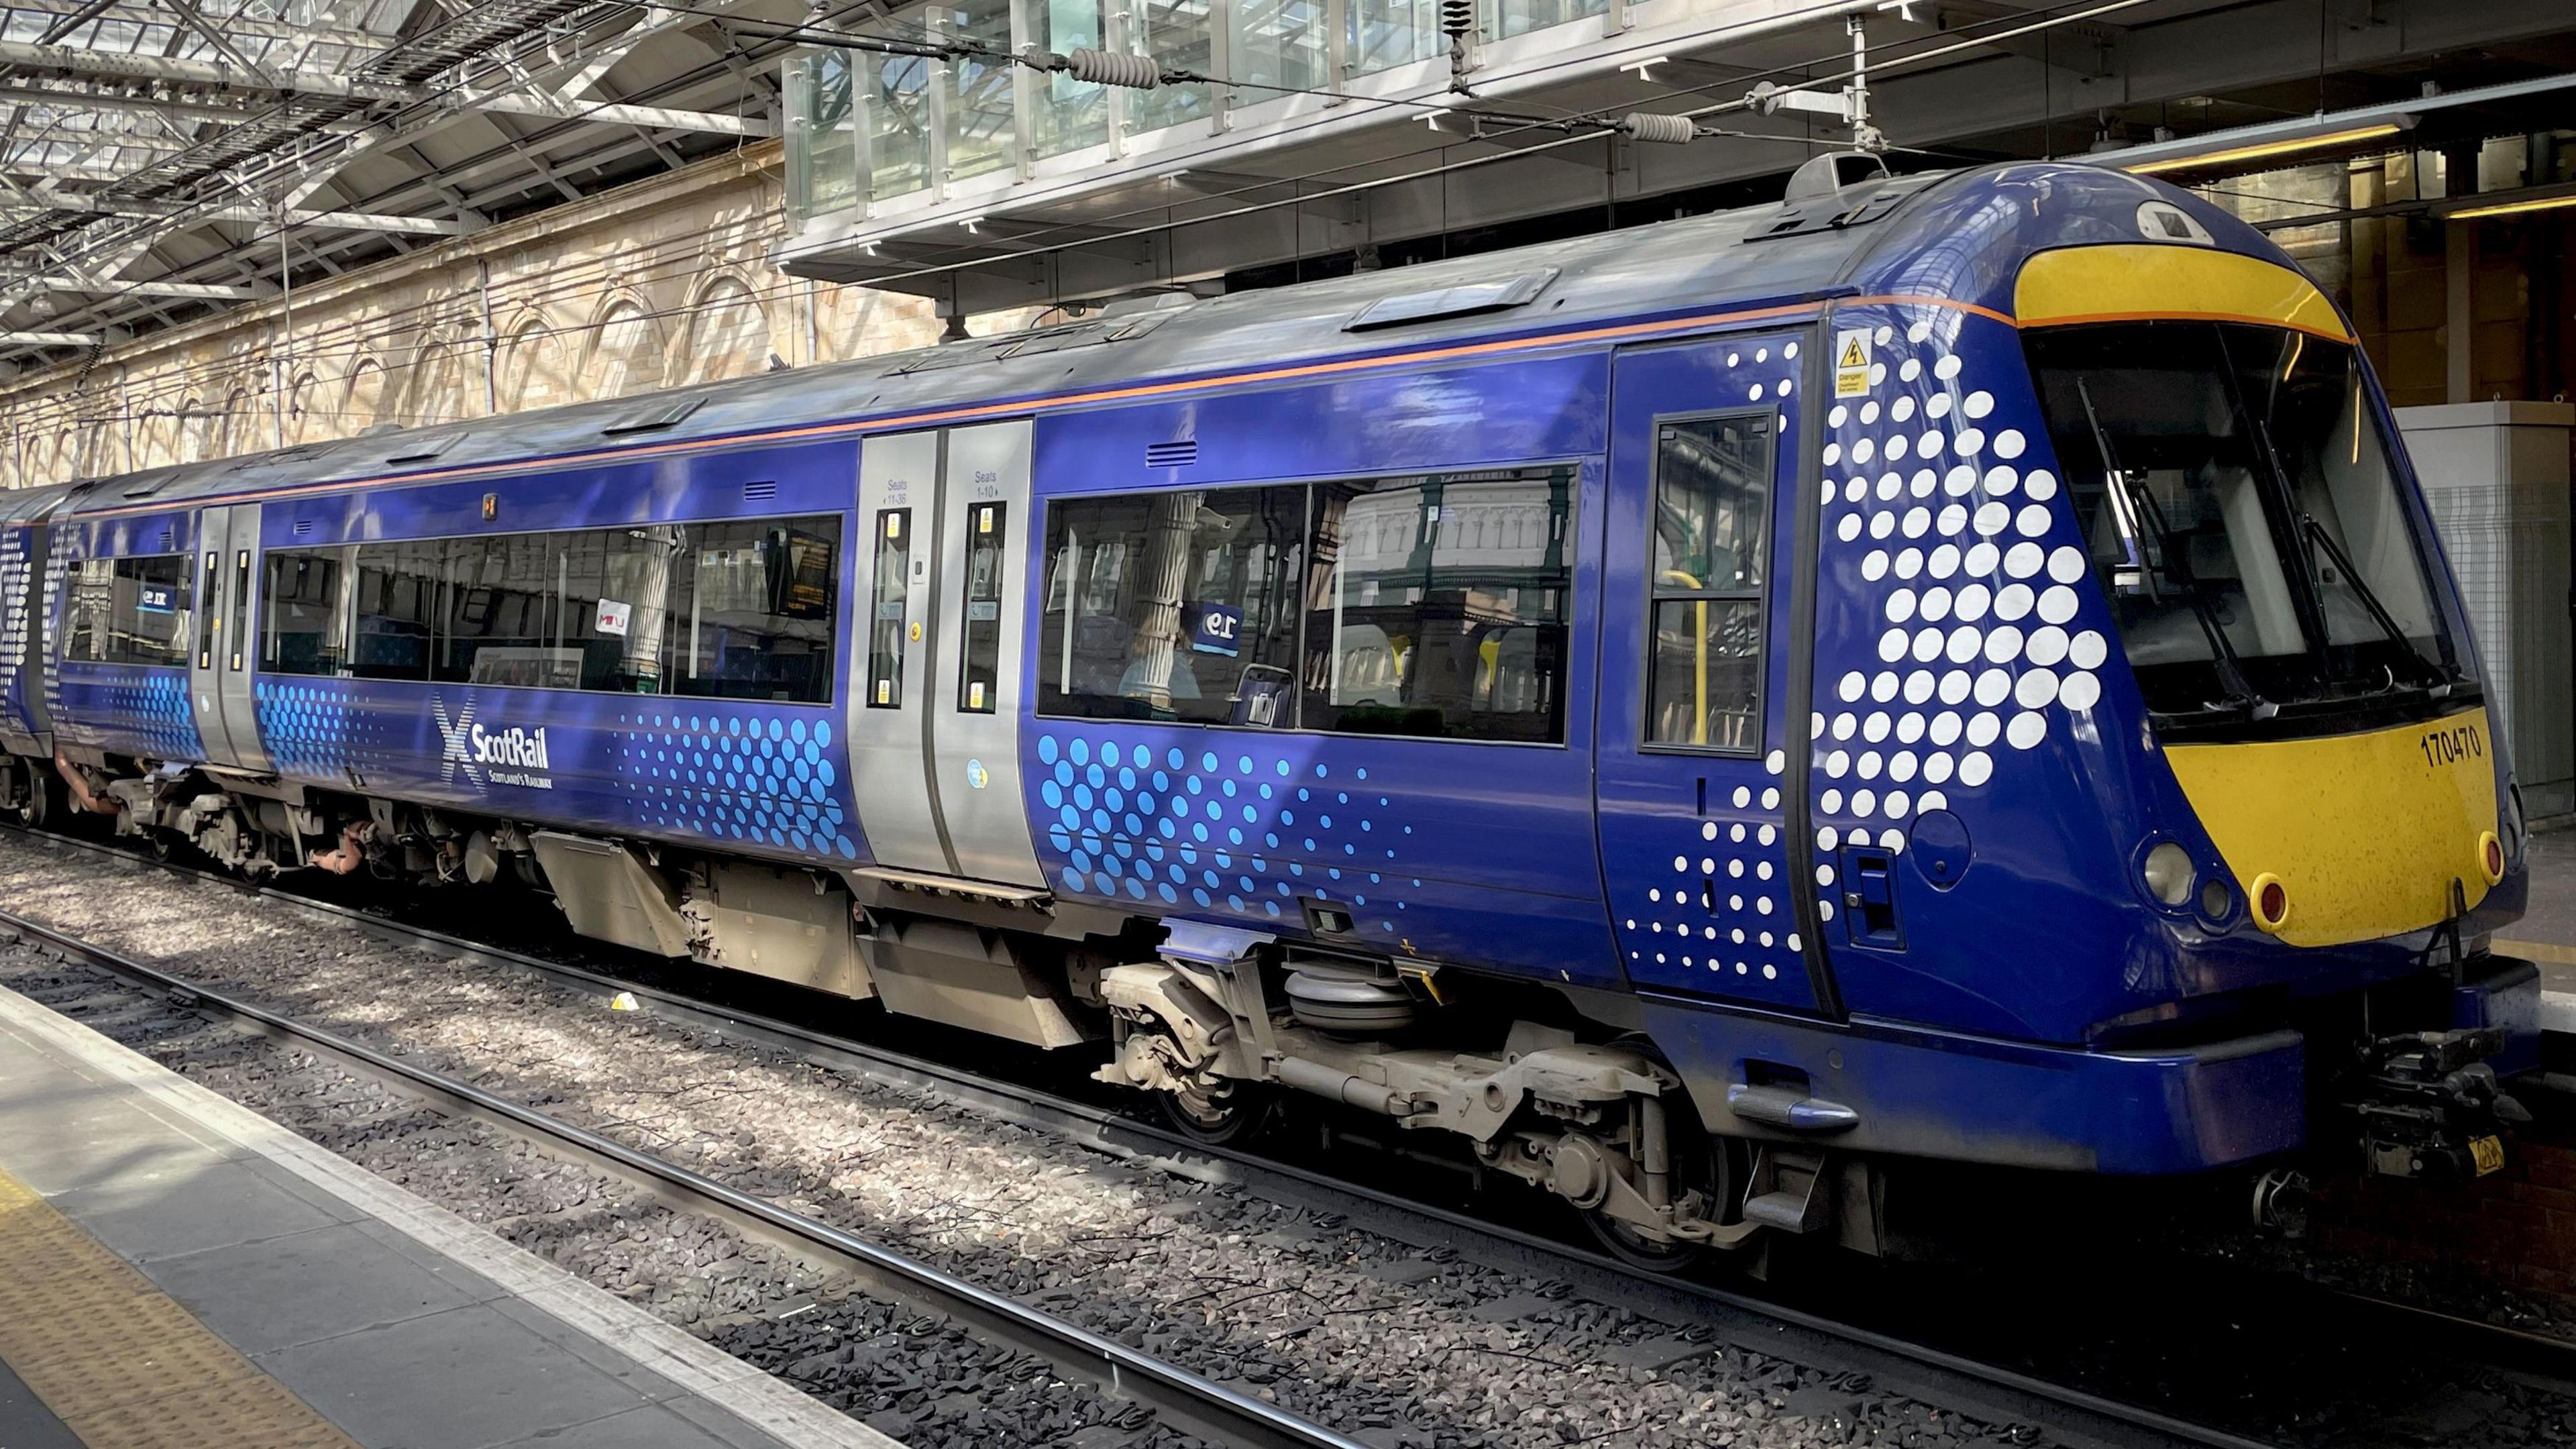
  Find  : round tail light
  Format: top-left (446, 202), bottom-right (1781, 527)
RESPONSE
top-left (2250, 872), bottom-right (2290, 934)
top-left (2479, 830), bottom-right (2506, 885)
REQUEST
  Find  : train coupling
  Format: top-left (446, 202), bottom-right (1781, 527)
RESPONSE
top-left (2346, 1027), bottom-right (2531, 1182)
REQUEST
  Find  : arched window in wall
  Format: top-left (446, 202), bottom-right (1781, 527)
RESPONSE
top-left (176, 395), bottom-right (217, 464)
top-left (343, 359), bottom-right (387, 434)
top-left (219, 386), bottom-right (256, 456)
top-left (408, 342), bottom-right (469, 426)
top-left (680, 279), bottom-right (770, 386)
top-left (283, 372), bottom-right (321, 445)
top-left (497, 322), bottom-right (570, 414)
top-left (589, 301), bottom-right (667, 399)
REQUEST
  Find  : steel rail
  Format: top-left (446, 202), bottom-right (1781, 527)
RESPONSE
top-left (13, 824), bottom-right (2569, 1444)
top-left (0, 899), bottom-right (1373, 1449)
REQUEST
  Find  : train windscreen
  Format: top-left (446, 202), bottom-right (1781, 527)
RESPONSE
top-left (2025, 321), bottom-right (2466, 737)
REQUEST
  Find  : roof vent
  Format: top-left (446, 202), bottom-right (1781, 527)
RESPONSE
top-left (1345, 268), bottom-right (1558, 331)
top-left (384, 433), bottom-right (455, 465)
top-left (743, 480), bottom-right (778, 502)
top-left (231, 442), bottom-right (335, 472)
top-left (602, 396), bottom-right (706, 437)
top-left (1146, 440), bottom-right (1198, 469)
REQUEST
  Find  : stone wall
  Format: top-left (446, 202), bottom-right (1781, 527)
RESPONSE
top-left (0, 142), bottom-right (1024, 488)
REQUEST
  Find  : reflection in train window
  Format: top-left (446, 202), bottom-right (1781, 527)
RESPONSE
top-left (62, 553), bottom-right (192, 667)
top-left (1644, 413), bottom-right (1772, 750)
top-left (1038, 487), bottom-right (1306, 725)
top-left (1305, 466), bottom-right (1574, 743)
top-left (273, 516), bottom-right (841, 702)
top-left (1036, 465), bottom-right (1574, 743)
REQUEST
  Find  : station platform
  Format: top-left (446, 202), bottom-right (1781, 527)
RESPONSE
top-left (2504, 827), bottom-right (2576, 1036)
top-left (0, 982), bottom-right (890, 1449)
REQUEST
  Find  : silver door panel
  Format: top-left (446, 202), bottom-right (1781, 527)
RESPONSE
top-left (930, 421), bottom-right (1042, 886)
top-left (849, 431), bottom-right (951, 873)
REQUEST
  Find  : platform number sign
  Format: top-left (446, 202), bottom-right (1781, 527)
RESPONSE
top-left (1190, 602), bottom-right (1244, 657)
top-left (1834, 327), bottom-right (1873, 398)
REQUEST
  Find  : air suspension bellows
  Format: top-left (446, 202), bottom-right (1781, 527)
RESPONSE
top-left (1284, 965), bottom-right (1414, 1033)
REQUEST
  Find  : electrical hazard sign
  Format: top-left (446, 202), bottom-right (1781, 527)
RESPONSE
top-left (1833, 327), bottom-right (1873, 398)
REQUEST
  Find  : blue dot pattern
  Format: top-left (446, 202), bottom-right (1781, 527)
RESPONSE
top-left (60, 665), bottom-right (201, 761)
top-left (1031, 731), bottom-right (1413, 934)
top-left (256, 680), bottom-right (398, 776)
top-left (612, 710), bottom-right (858, 859)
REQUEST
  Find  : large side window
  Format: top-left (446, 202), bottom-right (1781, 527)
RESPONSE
top-left (1306, 466), bottom-right (1574, 742)
top-left (671, 519), bottom-right (840, 704)
top-left (1037, 466), bottom-right (1576, 743)
top-left (1039, 487), bottom-right (1306, 726)
top-left (1644, 415), bottom-right (1770, 751)
top-left (319, 517), bottom-right (841, 702)
top-left (62, 554), bottom-right (192, 667)
top-left (350, 539), bottom-right (447, 681)
top-left (262, 548), bottom-right (352, 676)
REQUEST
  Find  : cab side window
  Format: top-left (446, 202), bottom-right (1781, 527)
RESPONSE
top-left (1644, 415), bottom-right (1772, 751)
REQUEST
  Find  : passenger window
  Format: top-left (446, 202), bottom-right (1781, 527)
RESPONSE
top-left (262, 549), bottom-right (350, 676)
top-left (672, 520), bottom-right (838, 704)
top-left (867, 508), bottom-right (911, 708)
top-left (322, 517), bottom-right (841, 702)
top-left (1644, 415), bottom-right (1772, 751)
top-left (1305, 467), bottom-right (1574, 742)
top-left (62, 553), bottom-right (192, 668)
top-left (958, 501), bottom-right (1006, 713)
top-left (1038, 487), bottom-right (1305, 726)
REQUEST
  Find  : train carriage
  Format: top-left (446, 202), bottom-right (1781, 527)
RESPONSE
top-left (0, 155), bottom-right (2538, 1263)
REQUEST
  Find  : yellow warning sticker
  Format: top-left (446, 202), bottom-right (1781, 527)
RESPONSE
top-left (1833, 327), bottom-right (1872, 398)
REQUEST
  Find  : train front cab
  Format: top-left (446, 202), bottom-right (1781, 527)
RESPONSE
top-left (1649, 207), bottom-right (2536, 1229)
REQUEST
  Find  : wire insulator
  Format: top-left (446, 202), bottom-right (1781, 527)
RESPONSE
top-left (1620, 112), bottom-right (1697, 145)
top-left (1063, 48), bottom-right (1161, 89)
top-left (1438, 0), bottom-right (1476, 38)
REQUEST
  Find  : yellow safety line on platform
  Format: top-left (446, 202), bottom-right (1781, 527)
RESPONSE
top-left (2496, 938), bottom-right (2576, 968)
top-left (0, 1166), bottom-right (360, 1449)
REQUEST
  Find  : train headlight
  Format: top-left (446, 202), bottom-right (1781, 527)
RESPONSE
top-left (2141, 841), bottom-right (2194, 906)
top-left (2477, 830), bottom-right (2506, 886)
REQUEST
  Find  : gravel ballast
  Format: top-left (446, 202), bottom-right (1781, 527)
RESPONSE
top-left (0, 835), bottom-right (2034, 1448)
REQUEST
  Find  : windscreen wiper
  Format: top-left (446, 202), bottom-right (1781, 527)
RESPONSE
top-left (2295, 513), bottom-right (2455, 695)
top-left (2076, 378), bottom-right (2273, 719)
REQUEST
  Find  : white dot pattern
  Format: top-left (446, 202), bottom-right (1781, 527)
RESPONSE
top-left (1812, 306), bottom-right (2106, 873)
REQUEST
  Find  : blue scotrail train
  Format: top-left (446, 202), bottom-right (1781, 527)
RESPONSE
top-left (0, 154), bottom-right (2539, 1264)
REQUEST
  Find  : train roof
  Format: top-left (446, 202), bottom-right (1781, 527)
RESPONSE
top-left (38, 159), bottom-right (2290, 517)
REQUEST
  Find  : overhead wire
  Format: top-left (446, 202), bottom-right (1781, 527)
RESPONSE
top-left (13, 0), bottom-right (2165, 460)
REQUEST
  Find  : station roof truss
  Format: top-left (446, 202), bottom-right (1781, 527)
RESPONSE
top-left (0, 0), bottom-right (804, 366)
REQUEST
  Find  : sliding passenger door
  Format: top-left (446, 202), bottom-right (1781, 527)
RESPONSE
top-left (186, 504), bottom-right (270, 772)
top-left (847, 421), bottom-right (1044, 886)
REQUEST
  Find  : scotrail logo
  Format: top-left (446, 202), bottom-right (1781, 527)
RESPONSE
top-left (433, 698), bottom-right (555, 790)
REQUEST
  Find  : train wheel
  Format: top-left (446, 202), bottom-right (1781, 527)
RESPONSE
top-left (1159, 1074), bottom-right (1272, 1146)
top-left (1584, 1080), bottom-right (1741, 1275)
top-left (17, 772), bottom-right (61, 831)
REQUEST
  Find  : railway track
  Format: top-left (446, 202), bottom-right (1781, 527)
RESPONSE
top-left (5, 823), bottom-right (2570, 1449)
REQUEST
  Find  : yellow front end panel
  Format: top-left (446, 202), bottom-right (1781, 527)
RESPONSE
top-left (2165, 707), bottom-right (2500, 948)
